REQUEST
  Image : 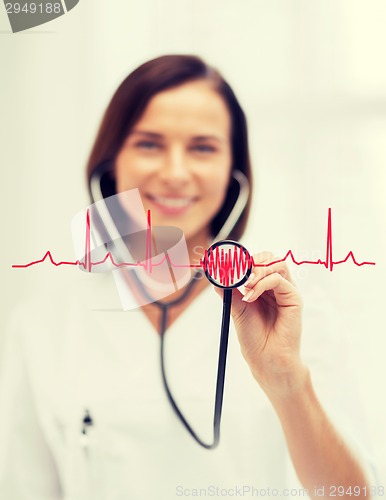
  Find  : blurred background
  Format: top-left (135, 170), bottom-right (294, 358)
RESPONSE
top-left (1, 0), bottom-right (385, 485)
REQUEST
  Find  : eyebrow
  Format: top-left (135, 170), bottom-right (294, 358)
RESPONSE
top-left (191, 135), bottom-right (224, 143)
top-left (129, 130), bottom-right (163, 139)
top-left (129, 130), bottom-right (225, 143)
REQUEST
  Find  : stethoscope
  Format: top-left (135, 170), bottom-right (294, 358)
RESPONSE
top-left (160, 240), bottom-right (252, 449)
top-left (88, 160), bottom-right (251, 449)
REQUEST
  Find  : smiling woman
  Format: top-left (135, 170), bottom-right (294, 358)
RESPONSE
top-left (115, 80), bottom-right (232, 245)
top-left (86, 55), bottom-right (252, 244)
top-left (0, 54), bottom-right (377, 500)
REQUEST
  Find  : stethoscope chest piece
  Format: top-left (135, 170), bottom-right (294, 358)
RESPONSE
top-left (203, 240), bottom-right (252, 289)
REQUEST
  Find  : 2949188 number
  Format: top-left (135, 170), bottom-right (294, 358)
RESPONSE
top-left (329, 485), bottom-right (384, 496)
top-left (5, 3), bottom-right (62, 14)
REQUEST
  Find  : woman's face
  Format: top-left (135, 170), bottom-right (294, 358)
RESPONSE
top-left (115, 80), bottom-right (232, 244)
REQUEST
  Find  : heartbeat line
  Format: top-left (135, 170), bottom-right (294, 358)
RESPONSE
top-left (12, 209), bottom-right (376, 278)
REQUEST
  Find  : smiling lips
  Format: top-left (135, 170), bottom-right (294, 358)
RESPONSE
top-left (146, 194), bottom-right (197, 214)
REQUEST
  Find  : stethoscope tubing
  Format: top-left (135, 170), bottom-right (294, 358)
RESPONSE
top-left (159, 287), bottom-right (233, 449)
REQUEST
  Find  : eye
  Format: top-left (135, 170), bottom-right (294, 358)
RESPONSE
top-left (135, 140), bottom-right (162, 150)
top-left (191, 144), bottom-right (216, 153)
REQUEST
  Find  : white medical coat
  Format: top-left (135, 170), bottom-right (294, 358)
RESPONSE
top-left (0, 271), bottom-right (377, 499)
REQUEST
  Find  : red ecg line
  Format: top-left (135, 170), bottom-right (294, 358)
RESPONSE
top-left (84, 208), bottom-right (91, 273)
top-left (145, 209), bottom-right (152, 274)
top-left (265, 208), bottom-right (376, 272)
top-left (12, 208), bottom-right (376, 275)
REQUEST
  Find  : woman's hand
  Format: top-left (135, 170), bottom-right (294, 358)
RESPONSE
top-left (217, 251), bottom-right (308, 399)
top-left (214, 253), bottom-right (371, 498)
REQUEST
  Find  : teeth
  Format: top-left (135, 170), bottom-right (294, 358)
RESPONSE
top-left (153, 197), bottom-right (193, 208)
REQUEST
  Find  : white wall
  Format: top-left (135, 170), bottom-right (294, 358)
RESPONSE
top-left (1, 0), bottom-right (385, 485)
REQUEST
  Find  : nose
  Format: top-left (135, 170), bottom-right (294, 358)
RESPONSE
top-left (158, 147), bottom-right (191, 187)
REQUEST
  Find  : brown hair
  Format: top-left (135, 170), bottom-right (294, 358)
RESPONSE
top-left (86, 54), bottom-right (252, 240)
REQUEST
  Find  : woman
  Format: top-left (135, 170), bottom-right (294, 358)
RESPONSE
top-left (0, 55), bottom-right (375, 499)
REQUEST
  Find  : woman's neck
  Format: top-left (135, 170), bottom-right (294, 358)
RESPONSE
top-left (139, 230), bottom-right (212, 333)
top-left (158, 229), bottom-right (210, 303)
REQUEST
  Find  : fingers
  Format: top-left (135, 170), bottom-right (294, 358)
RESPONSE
top-left (242, 272), bottom-right (300, 307)
top-left (244, 252), bottom-right (294, 288)
top-left (241, 252), bottom-right (299, 307)
top-left (213, 251), bottom-right (299, 307)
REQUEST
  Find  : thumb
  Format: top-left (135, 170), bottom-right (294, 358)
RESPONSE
top-left (229, 288), bottom-right (248, 320)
